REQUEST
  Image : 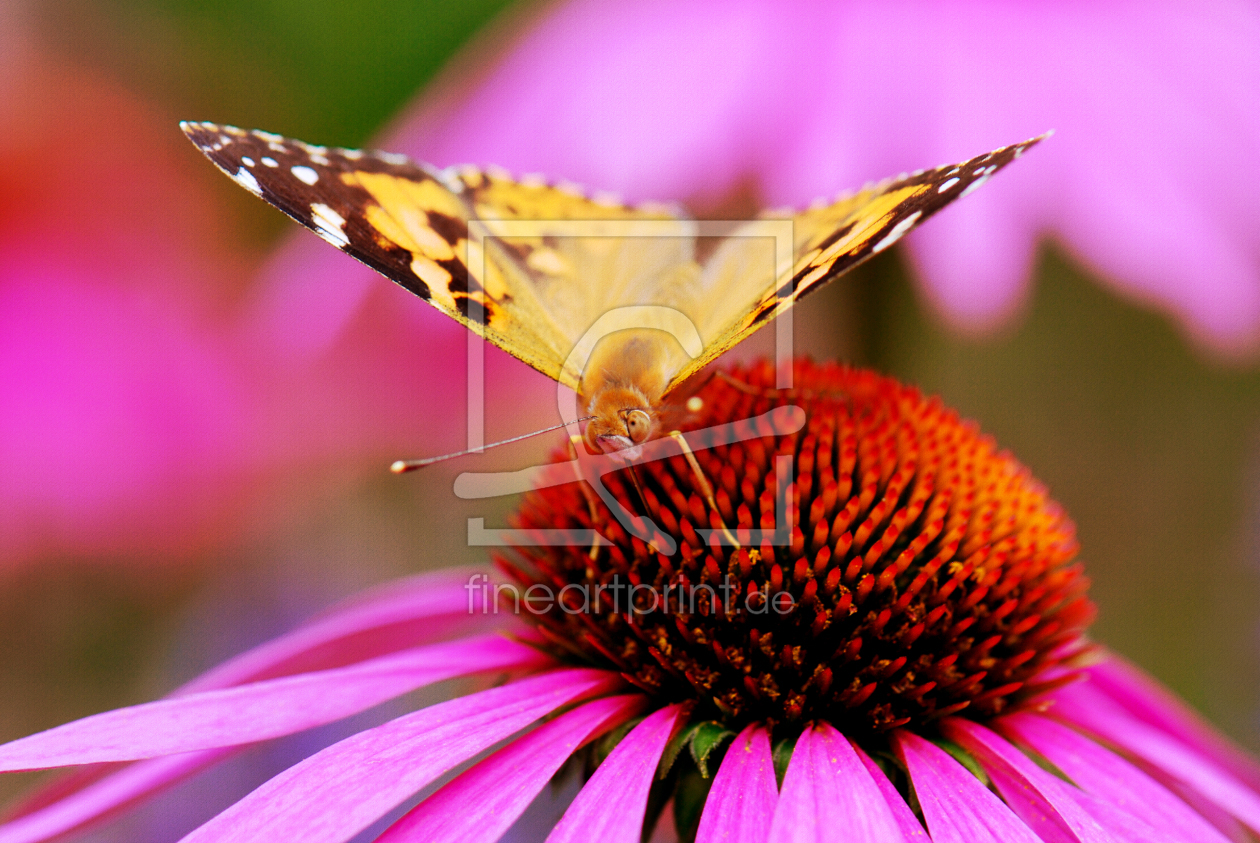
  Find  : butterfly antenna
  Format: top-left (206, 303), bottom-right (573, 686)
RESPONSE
top-left (714, 371), bottom-right (848, 403)
top-left (390, 417), bottom-right (595, 472)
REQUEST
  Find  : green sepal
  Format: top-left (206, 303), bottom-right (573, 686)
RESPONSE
top-left (870, 749), bottom-right (901, 782)
top-left (553, 714), bottom-right (643, 787)
top-left (688, 722), bottom-right (735, 778)
top-left (772, 732), bottom-right (799, 789)
top-left (589, 716), bottom-right (642, 773)
top-left (932, 737), bottom-right (991, 787)
top-left (659, 720), bottom-right (704, 780)
top-left (869, 747), bottom-right (925, 823)
top-left (658, 719), bottom-right (734, 781)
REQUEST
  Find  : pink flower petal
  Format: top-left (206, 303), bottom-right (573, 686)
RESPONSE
top-left (694, 723), bottom-right (778, 843)
top-left (941, 718), bottom-right (1119, 843)
top-left (546, 703), bottom-right (685, 843)
top-left (856, 747), bottom-right (929, 840)
top-left (177, 566), bottom-right (503, 692)
top-left (906, 191), bottom-right (1040, 330)
top-left (1084, 656), bottom-right (1260, 795)
top-left (0, 634), bottom-right (545, 771)
top-left (1000, 712), bottom-right (1231, 843)
top-left (769, 722), bottom-right (907, 842)
top-left (1050, 694), bottom-right (1260, 836)
top-left (0, 752), bottom-right (229, 843)
top-left (893, 729), bottom-right (1041, 843)
top-left (0, 568), bottom-right (509, 838)
top-left (375, 694), bottom-right (647, 843)
top-left (178, 668), bottom-right (623, 843)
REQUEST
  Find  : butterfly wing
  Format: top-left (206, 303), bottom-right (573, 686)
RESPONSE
top-left (453, 165), bottom-right (701, 388)
top-left (184, 123), bottom-right (1045, 402)
top-left (181, 122), bottom-right (689, 391)
top-left (663, 133), bottom-right (1050, 393)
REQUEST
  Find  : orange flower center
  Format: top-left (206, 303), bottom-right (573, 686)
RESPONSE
top-left (499, 360), bottom-right (1094, 735)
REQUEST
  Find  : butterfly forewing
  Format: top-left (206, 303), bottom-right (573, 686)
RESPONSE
top-left (661, 133), bottom-right (1049, 392)
top-left (180, 121), bottom-right (585, 388)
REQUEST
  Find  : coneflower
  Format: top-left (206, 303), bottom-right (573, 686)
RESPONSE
top-left (0, 360), bottom-right (1255, 843)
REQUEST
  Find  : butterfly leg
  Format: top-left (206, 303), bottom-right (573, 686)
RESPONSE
top-left (669, 431), bottom-right (740, 549)
top-left (567, 434), bottom-right (603, 561)
top-left (622, 462), bottom-right (651, 517)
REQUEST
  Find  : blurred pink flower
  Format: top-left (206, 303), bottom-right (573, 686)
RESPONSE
top-left (0, 54), bottom-right (271, 565)
top-left (258, 0), bottom-right (1260, 356)
top-left (0, 68), bottom-right (447, 566)
top-left (0, 47), bottom-right (485, 567)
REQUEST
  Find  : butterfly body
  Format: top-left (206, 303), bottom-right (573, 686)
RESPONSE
top-left (579, 325), bottom-right (698, 453)
top-left (180, 121), bottom-right (1046, 453)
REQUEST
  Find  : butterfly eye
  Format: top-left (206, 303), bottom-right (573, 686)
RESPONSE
top-left (623, 409), bottom-right (652, 443)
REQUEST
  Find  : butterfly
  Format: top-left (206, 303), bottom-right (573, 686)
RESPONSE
top-left (182, 121), bottom-right (1044, 456)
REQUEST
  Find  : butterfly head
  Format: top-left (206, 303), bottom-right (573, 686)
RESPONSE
top-left (583, 386), bottom-right (658, 456)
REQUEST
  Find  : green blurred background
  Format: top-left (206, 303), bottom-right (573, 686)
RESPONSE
top-left (2, 0), bottom-right (1257, 815)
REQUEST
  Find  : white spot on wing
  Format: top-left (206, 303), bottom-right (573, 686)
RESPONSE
top-left (233, 168), bottom-right (261, 194)
top-left (310, 203), bottom-right (348, 248)
top-left (937, 177), bottom-right (960, 193)
top-left (959, 174), bottom-right (991, 198)
top-left (871, 210), bottom-right (923, 254)
top-left (310, 153), bottom-right (330, 166)
top-left (376, 151), bottom-right (409, 166)
top-left (241, 156), bottom-right (255, 167)
top-left (261, 157), bottom-right (278, 167)
top-left (291, 165), bottom-right (319, 185)
top-left (436, 168), bottom-right (464, 192)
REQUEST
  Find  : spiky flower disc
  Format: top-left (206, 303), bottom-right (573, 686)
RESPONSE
top-left (500, 360), bottom-right (1094, 737)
